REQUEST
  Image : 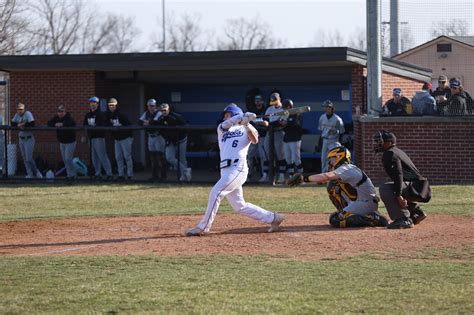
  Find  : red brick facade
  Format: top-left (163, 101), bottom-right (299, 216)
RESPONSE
top-left (9, 71), bottom-right (96, 165)
top-left (351, 65), bottom-right (424, 113)
top-left (354, 116), bottom-right (474, 184)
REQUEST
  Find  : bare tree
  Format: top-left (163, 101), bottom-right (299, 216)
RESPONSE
top-left (431, 19), bottom-right (470, 37)
top-left (0, 0), bottom-right (31, 54)
top-left (347, 27), bottom-right (367, 51)
top-left (151, 12), bottom-right (210, 52)
top-left (217, 16), bottom-right (283, 50)
top-left (24, 0), bottom-right (139, 54)
top-left (311, 28), bottom-right (345, 47)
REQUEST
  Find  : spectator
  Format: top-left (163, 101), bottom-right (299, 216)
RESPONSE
top-left (47, 105), bottom-right (77, 180)
top-left (411, 82), bottom-right (437, 115)
top-left (156, 103), bottom-right (191, 182)
top-left (382, 88), bottom-right (412, 116)
top-left (106, 98), bottom-right (134, 180)
top-left (247, 94), bottom-right (267, 182)
top-left (139, 99), bottom-right (166, 181)
top-left (11, 103), bottom-right (42, 178)
top-left (318, 100), bottom-right (344, 173)
top-left (432, 75), bottom-right (451, 111)
top-left (446, 79), bottom-right (469, 116)
top-left (84, 96), bottom-right (113, 180)
top-left (281, 99), bottom-right (304, 177)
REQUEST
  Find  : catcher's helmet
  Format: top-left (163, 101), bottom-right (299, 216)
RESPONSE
top-left (223, 103), bottom-right (243, 117)
top-left (282, 99), bottom-right (294, 109)
top-left (327, 146), bottom-right (351, 170)
top-left (147, 98), bottom-right (157, 106)
top-left (373, 130), bottom-right (396, 152)
top-left (89, 96), bottom-right (99, 103)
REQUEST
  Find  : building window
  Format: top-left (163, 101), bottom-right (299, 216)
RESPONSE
top-left (437, 44), bottom-right (452, 52)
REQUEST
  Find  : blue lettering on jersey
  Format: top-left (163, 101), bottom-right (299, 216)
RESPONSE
top-left (222, 130), bottom-right (244, 142)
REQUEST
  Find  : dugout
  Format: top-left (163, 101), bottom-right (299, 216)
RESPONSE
top-left (0, 47), bottom-right (434, 180)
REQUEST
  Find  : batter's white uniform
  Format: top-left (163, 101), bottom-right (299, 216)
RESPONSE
top-left (195, 115), bottom-right (276, 233)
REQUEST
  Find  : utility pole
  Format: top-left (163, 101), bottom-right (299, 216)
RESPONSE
top-left (162, 0), bottom-right (166, 52)
top-left (367, 0), bottom-right (382, 116)
top-left (390, 0), bottom-right (400, 57)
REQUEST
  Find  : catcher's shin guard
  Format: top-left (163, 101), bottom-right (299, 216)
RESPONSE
top-left (329, 211), bottom-right (379, 228)
top-left (327, 180), bottom-right (348, 211)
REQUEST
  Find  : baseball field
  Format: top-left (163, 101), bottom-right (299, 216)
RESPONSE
top-left (0, 183), bottom-right (473, 314)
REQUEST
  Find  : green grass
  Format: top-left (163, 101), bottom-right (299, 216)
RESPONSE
top-left (0, 183), bottom-right (472, 221)
top-left (0, 255), bottom-right (472, 314)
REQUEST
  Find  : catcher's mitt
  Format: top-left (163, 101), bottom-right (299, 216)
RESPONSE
top-left (287, 173), bottom-right (303, 187)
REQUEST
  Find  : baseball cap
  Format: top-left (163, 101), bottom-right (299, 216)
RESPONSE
top-left (393, 88), bottom-right (402, 96)
top-left (254, 95), bottom-right (263, 101)
top-left (89, 96), bottom-right (99, 103)
top-left (17, 103), bottom-right (25, 110)
top-left (438, 75), bottom-right (448, 82)
top-left (107, 98), bottom-right (118, 105)
top-left (57, 105), bottom-right (66, 112)
top-left (422, 82), bottom-right (432, 91)
top-left (270, 92), bottom-right (280, 100)
top-left (449, 79), bottom-right (461, 88)
top-left (159, 103), bottom-right (170, 111)
top-left (322, 100), bottom-right (334, 108)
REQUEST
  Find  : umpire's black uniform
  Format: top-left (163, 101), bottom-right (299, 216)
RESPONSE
top-left (379, 140), bottom-right (431, 227)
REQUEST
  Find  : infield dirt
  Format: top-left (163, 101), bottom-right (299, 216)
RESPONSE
top-left (0, 214), bottom-right (472, 259)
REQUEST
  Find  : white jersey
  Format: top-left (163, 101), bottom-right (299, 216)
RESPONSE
top-left (318, 113), bottom-right (345, 141)
top-left (334, 163), bottom-right (377, 201)
top-left (217, 122), bottom-right (251, 164)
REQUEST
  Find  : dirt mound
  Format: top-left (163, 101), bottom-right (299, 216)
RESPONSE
top-left (0, 214), bottom-right (472, 259)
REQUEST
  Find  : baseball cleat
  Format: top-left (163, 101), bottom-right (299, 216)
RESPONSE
top-left (268, 212), bottom-right (284, 233)
top-left (411, 208), bottom-right (427, 225)
top-left (183, 227), bottom-right (208, 237)
top-left (387, 217), bottom-right (414, 229)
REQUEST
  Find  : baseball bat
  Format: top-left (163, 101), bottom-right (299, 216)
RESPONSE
top-left (256, 106), bottom-right (311, 118)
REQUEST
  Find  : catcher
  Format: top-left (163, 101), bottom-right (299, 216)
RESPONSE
top-left (288, 146), bottom-right (388, 228)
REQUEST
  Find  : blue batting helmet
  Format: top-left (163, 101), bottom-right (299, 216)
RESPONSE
top-left (89, 96), bottom-right (99, 103)
top-left (223, 103), bottom-right (243, 117)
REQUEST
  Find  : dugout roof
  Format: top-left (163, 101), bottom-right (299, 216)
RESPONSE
top-left (0, 47), bottom-right (431, 82)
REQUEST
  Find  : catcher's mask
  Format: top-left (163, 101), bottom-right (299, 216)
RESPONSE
top-left (373, 130), bottom-right (396, 152)
top-left (327, 146), bottom-right (351, 171)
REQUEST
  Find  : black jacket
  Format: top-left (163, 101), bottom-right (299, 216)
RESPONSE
top-left (283, 114), bottom-right (303, 142)
top-left (83, 109), bottom-right (107, 138)
top-left (153, 112), bottom-right (187, 143)
top-left (47, 112), bottom-right (76, 144)
top-left (447, 92), bottom-right (469, 116)
top-left (383, 97), bottom-right (411, 116)
top-left (105, 109), bottom-right (133, 140)
top-left (382, 146), bottom-right (430, 201)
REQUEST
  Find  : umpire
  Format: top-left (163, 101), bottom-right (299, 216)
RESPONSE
top-left (374, 130), bottom-right (431, 229)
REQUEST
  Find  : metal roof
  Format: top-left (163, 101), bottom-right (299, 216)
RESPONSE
top-left (0, 47), bottom-right (431, 81)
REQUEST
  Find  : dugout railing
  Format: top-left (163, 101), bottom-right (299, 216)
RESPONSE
top-left (0, 124), bottom-right (321, 184)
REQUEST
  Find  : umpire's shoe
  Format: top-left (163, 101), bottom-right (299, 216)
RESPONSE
top-left (411, 207), bottom-right (427, 225)
top-left (268, 212), bottom-right (284, 233)
top-left (387, 217), bottom-right (414, 229)
top-left (183, 226), bottom-right (208, 237)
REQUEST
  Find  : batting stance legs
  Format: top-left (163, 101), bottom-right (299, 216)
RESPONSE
top-left (196, 165), bottom-right (275, 233)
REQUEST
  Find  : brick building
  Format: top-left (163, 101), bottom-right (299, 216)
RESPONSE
top-left (2, 47), bottom-right (470, 183)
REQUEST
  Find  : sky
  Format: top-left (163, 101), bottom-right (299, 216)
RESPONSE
top-left (94, 0), bottom-right (367, 51)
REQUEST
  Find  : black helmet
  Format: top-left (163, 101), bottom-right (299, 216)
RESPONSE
top-left (282, 99), bottom-right (294, 109)
top-left (373, 130), bottom-right (396, 152)
top-left (327, 146), bottom-right (351, 171)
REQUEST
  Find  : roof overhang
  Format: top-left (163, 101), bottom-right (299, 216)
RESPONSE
top-left (0, 47), bottom-right (431, 81)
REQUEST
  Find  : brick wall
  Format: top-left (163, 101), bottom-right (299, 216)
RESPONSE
top-left (351, 65), bottom-right (425, 113)
top-left (354, 116), bottom-right (474, 184)
top-left (9, 71), bottom-right (96, 169)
